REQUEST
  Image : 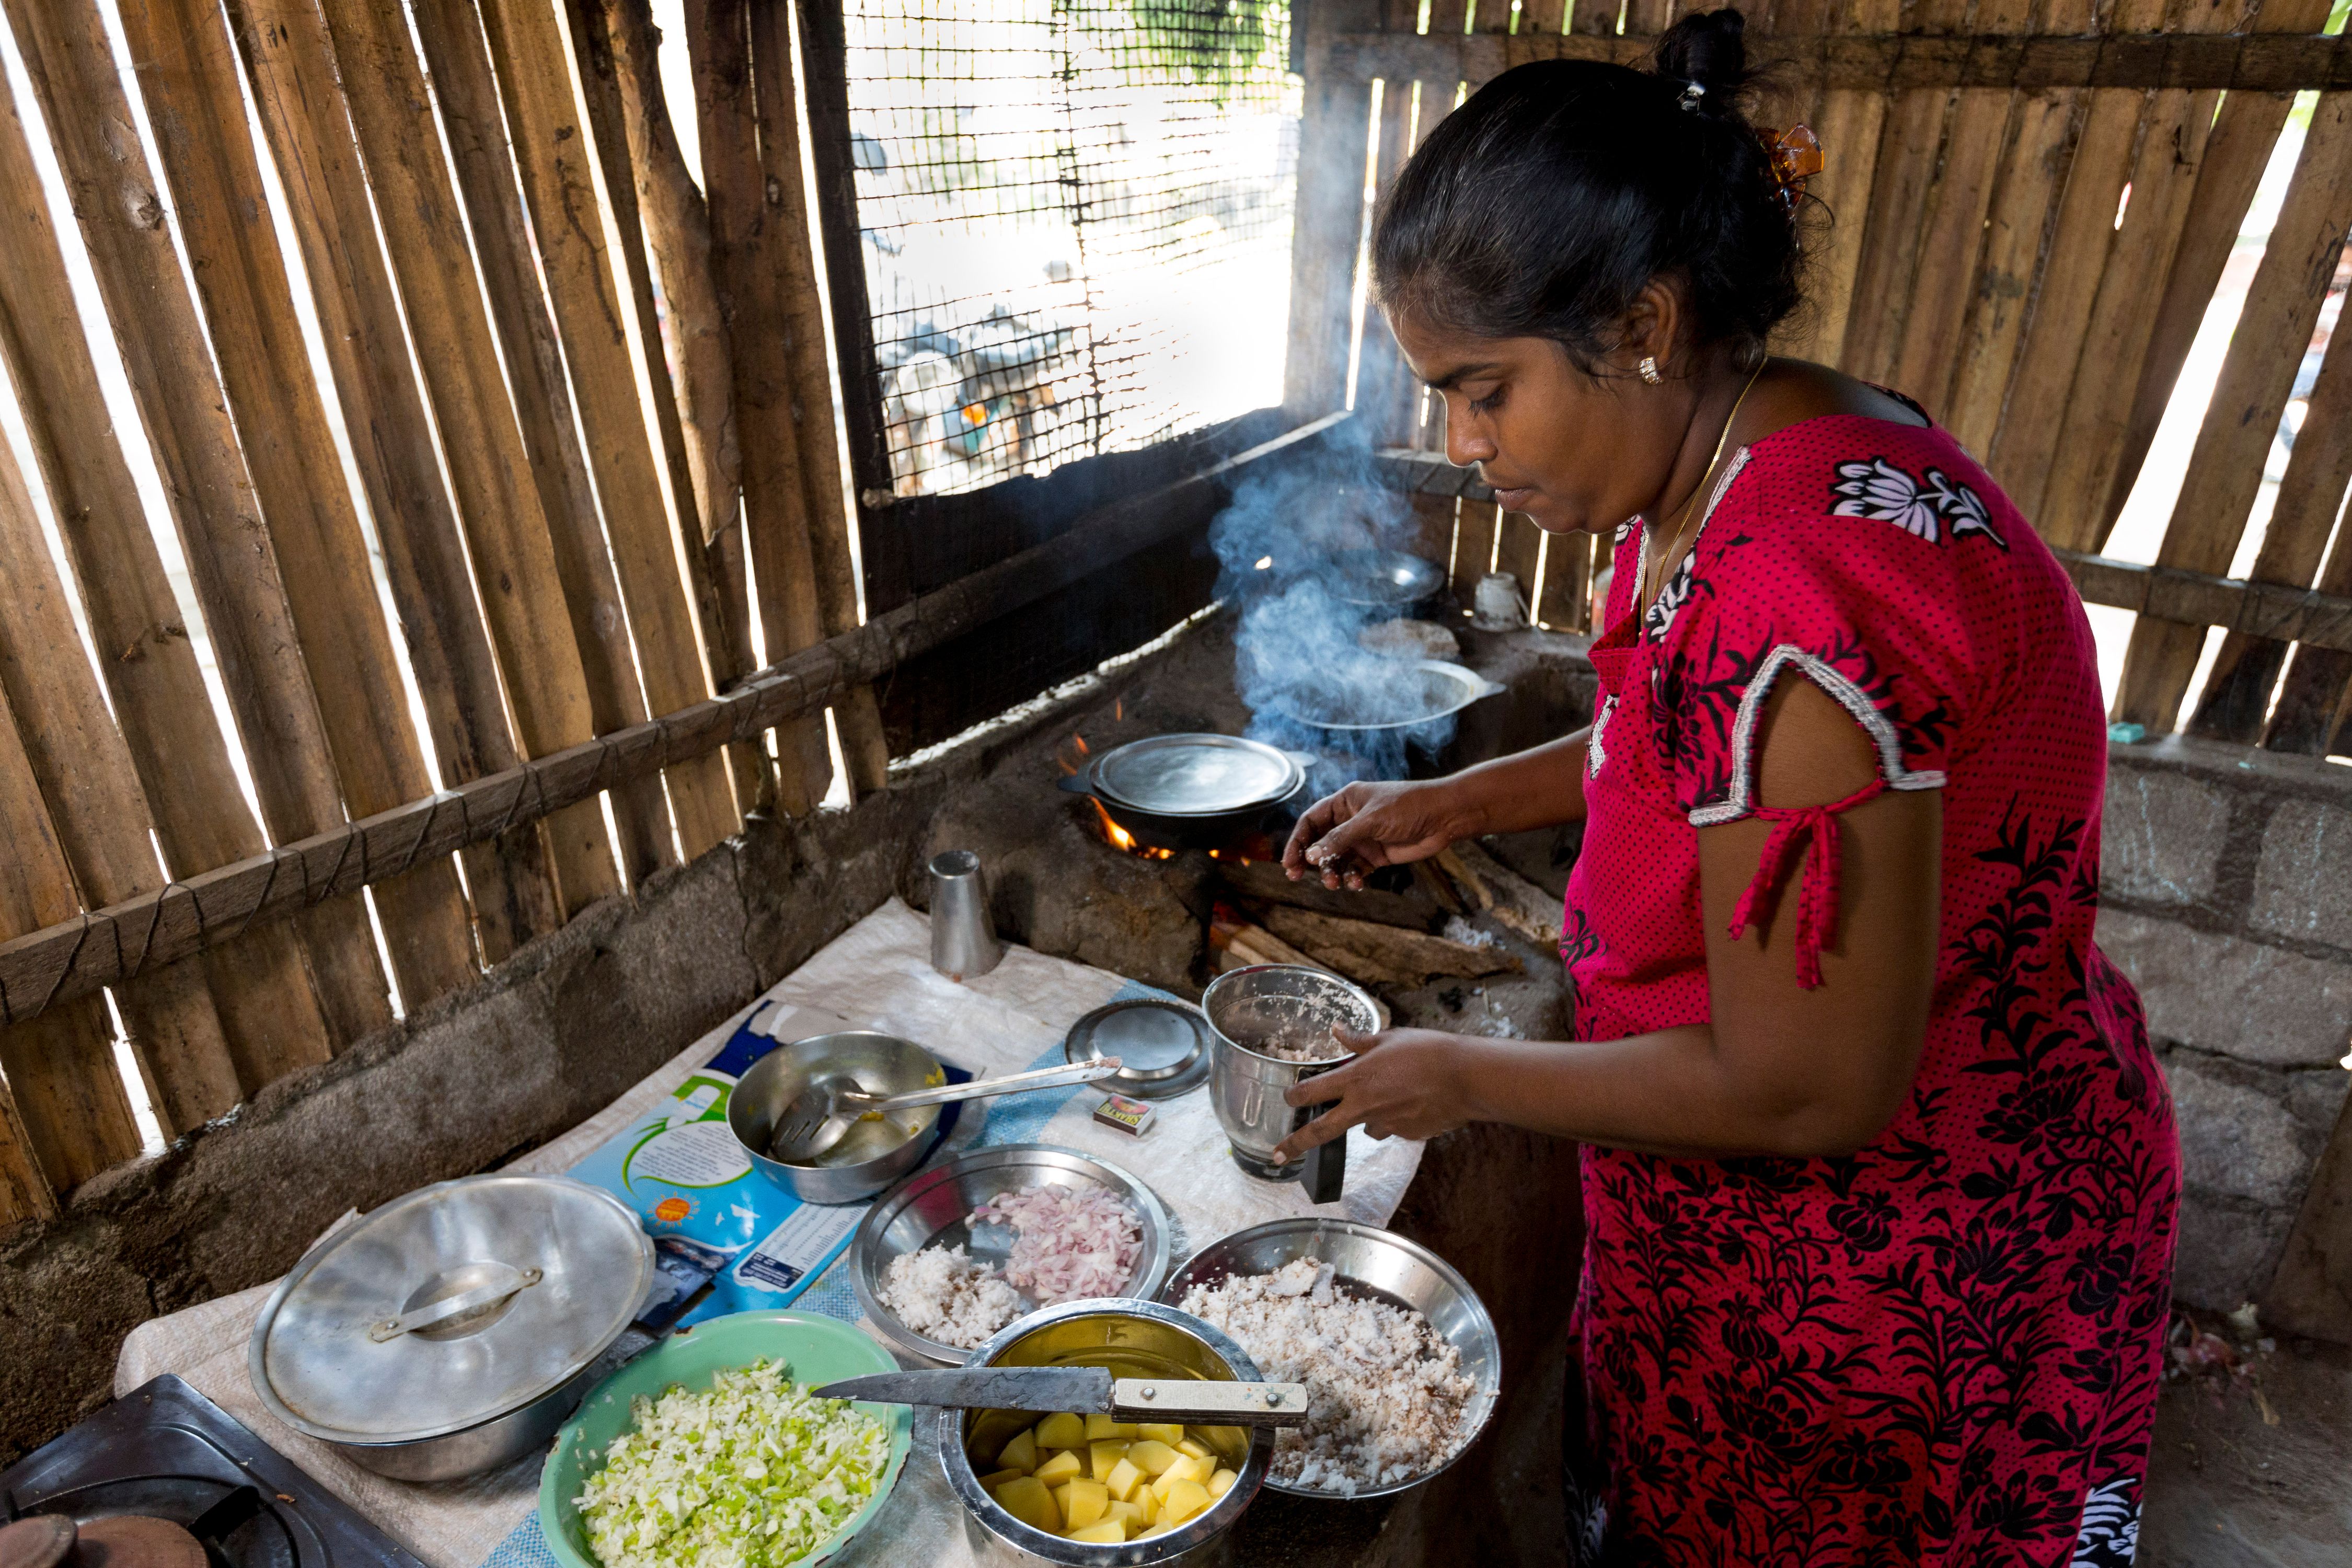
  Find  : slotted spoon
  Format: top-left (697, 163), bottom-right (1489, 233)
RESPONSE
top-left (768, 1057), bottom-right (1124, 1164)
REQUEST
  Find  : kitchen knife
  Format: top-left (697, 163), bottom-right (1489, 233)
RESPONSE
top-left (811, 1367), bottom-right (1309, 1426)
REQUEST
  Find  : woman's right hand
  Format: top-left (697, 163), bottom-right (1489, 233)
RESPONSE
top-left (1282, 778), bottom-right (1474, 890)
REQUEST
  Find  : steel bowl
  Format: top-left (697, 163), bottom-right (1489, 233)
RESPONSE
top-left (1157, 1217), bottom-right (1502, 1500)
top-left (1264, 658), bottom-right (1505, 737)
top-left (1313, 548), bottom-right (1447, 613)
top-left (941, 1299), bottom-right (1273, 1565)
top-left (852, 1144), bottom-right (1173, 1364)
top-left (1198, 966), bottom-right (1379, 1185)
top-left (728, 1031), bottom-right (948, 1205)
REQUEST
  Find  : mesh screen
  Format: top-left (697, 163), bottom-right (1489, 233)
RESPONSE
top-left (843, 0), bottom-right (1300, 498)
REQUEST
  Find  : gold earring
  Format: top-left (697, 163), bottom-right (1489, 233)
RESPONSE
top-left (1638, 356), bottom-right (1662, 385)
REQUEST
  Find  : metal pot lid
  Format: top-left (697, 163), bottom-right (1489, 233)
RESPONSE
top-left (249, 1175), bottom-right (653, 1447)
top-left (1064, 999), bottom-right (1212, 1099)
top-left (1090, 734), bottom-right (1300, 817)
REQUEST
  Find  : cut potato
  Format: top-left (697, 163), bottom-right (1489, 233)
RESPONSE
top-left (1067, 1522), bottom-right (1126, 1544)
top-left (1105, 1500), bottom-right (1146, 1536)
top-left (997, 1428), bottom-right (1038, 1474)
top-left (1126, 1439), bottom-right (1180, 1476)
top-left (993, 1475), bottom-right (1061, 1532)
top-left (1175, 1437), bottom-right (1212, 1462)
top-left (1035, 1412), bottom-right (1088, 1451)
top-left (1034, 1448), bottom-right (1085, 1485)
top-left (1161, 1478), bottom-right (1212, 1526)
top-left (1059, 1478), bottom-right (1109, 1531)
top-left (1083, 1414), bottom-right (1139, 1441)
top-left (1136, 1422), bottom-right (1185, 1447)
top-left (1207, 1467), bottom-right (1238, 1499)
top-left (1102, 1456), bottom-right (1145, 1502)
top-left (1133, 1485), bottom-right (1158, 1525)
top-left (1089, 1440), bottom-right (1128, 1481)
top-left (977, 1467), bottom-right (1024, 1490)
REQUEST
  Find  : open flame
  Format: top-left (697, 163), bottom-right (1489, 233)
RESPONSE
top-left (1090, 798), bottom-right (1177, 860)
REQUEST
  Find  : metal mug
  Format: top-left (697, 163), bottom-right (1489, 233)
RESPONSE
top-left (930, 849), bottom-right (1005, 981)
top-left (1199, 965), bottom-right (1380, 1202)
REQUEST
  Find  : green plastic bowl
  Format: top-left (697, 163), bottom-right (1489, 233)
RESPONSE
top-left (539, 1310), bottom-right (912, 1568)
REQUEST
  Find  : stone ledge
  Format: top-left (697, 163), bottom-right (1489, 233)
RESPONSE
top-left (2097, 909), bottom-right (2352, 1068)
top-left (2251, 797), bottom-right (2352, 950)
top-left (2100, 765), bottom-right (2240, 909)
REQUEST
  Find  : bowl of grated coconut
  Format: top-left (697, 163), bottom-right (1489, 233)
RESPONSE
top-left (1157, 1219), bottom-right (1500, 1499)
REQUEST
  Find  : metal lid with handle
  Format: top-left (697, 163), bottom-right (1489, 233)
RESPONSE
top-left (249, 1175), bottom-right (653, 1447)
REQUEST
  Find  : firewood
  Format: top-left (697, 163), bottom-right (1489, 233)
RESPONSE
top-left (1218, 856), bottom-right (1444, 931)
top-left (1260, 906), bottom-right (1517, 990)
top-left (1434, 842), bottom-right (1563, 948)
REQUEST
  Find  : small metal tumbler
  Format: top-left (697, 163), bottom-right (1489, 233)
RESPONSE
top-left (928, 849), bottom-right (1005, 982)
top-left (1472, 571), bottom-right (1527, 630)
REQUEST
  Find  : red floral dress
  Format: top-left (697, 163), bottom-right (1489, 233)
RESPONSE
top-left (1560, 412), bottom-right (2179, 1567)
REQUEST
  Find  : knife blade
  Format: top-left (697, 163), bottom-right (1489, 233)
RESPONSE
top-left (811, 1367), bottom-right (1310, 1426)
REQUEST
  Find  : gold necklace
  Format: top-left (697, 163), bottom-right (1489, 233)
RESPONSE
top-left (1637, 361), bottom-right (1767, 615)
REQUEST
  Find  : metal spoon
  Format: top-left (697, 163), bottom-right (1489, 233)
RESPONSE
top-left (769, 1057), bottom-right (1125, 1163)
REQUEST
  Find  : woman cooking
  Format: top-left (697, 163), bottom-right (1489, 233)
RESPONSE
top-left (1274, 11), bottom-right (2178, 1565)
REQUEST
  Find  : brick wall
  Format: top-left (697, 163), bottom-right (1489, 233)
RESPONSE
top-left (2094, 736), bottom-right (2352, 1313)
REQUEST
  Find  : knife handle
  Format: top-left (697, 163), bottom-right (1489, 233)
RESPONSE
top-left (1111, 1378), bottom-right (1310, 1427)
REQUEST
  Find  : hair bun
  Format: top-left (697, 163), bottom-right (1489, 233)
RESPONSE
top-left (1652, 8), bottom-right (1750, 110)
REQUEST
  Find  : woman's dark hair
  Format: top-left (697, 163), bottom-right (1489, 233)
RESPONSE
top-left (1372, 8), bottom-right (1805, 373)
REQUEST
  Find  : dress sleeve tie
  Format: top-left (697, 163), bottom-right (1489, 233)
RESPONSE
top-left (1724, 778), bottom-right (1887, 989)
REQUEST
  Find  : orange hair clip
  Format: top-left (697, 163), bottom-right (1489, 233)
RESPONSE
top-left (1759, 124), bottom-right (1824, 212)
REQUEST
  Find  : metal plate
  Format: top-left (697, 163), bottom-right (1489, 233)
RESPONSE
top-left (1089, 733), bottom-right (1301, 817)
top-left (1267, 659), bottom-right (1506, 733)
top-left (1317, 548), bottom-right (1446, 608)
top-left (1064, 998), bottom-right (1210, 1099)
top-left (249, 1176), bottom-right (653, 1447)
top-left (1157, 1217), bottom-right (1502, 1500)
top-left (851, 1145), bottom-right (1174, 1365)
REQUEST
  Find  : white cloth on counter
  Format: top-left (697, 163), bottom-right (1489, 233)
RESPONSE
top-left (116, 898), bottom-right (1423, 1568)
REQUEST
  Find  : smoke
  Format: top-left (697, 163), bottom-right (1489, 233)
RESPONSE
top-left (1207, 421), bottom-right (1459, 791)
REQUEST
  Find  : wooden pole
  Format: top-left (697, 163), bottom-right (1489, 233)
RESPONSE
top-left (768, 0), bottom-right (890, 792)
top-left (593, 0), bottom-right (770, 816)
top-left (686, 0), bottom-right (834, 812)
top-left (408, 0), bottom-right (678, 882)
top-left (117, 0), bottom-right (478, 1013)
top-left (472, 0), bottom-right (742, 868)
top-left (313, 0), bottom-right (624, 918)
top-left (5, 0), bottom-right (363, 1070)
top-left (0, 415), bottom-right (1350, 1017)
top-left (227, 0), bottom-right (561, 968)
top-left (1282, 0), bottom-right (1381, 422)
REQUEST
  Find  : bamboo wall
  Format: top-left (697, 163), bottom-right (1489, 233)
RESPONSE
top-left (0, 0), bottom-right (887, 1223)
top-left (1290, 0), bottom-right (2352, 743)
top-left (7, 0), bottom-right (2352, 1227)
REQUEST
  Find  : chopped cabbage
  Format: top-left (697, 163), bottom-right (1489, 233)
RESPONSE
top-left (574, 1359), bottom-right (890, 1568)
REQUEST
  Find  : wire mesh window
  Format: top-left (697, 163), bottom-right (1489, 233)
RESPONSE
top-left (843, 0), bottom-right (1300, 498)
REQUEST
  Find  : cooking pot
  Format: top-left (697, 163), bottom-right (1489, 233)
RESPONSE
top-left (941, 1299), bottom-right (1274, 1565)
top-left (1311, 548), bottom-right (1447, 616)
top-left (1057, 733), bottom-right (1311, 852)
top-left (247, 1175), bottom-right (654, 1482)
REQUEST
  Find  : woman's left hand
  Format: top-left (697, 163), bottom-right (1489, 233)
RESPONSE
top-left (1271, 1027), bottom-right (1477, 1163)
